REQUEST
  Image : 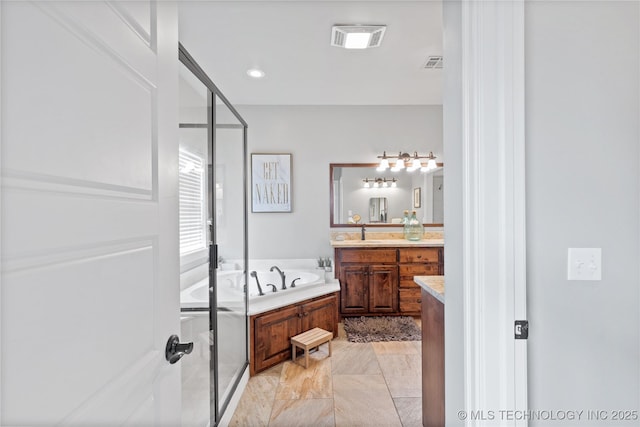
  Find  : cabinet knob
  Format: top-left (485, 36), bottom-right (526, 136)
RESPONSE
top-left (417, 255), bottom-right (422, 259)
top-left (303, 312), bottom-right (309, 316)
top-left (417, 299), bottom-right (422, 303)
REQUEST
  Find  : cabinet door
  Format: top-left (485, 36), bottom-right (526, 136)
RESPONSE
top-left (253, 305), bottom-right (301, 373)
top-left (301, 294), bottom-right (338, 336)
top-left (369, 265), bottom-right (398, 313)
top-left (340, 265), bottom-right (369, 314)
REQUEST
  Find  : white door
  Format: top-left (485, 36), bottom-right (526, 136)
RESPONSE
top-left (1, 1), bottom-right (181, 425)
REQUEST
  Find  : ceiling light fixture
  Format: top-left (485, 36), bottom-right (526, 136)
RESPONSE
top-left (246, 68), bottom-right (265, 79)
top-left (331, 25), bottom-right (387, 49)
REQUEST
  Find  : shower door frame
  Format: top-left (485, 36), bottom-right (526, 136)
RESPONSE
top-left (179, 43), bottom-right (249, 426)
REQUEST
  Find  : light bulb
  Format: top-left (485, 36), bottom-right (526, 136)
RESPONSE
top-left (246, 68), bottom-right (265, 79)
top-left (408, 158), bottom-right (421, 171)
top-left (421, 152), bottom-right (438, 172)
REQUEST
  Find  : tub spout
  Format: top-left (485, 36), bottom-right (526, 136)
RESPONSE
top-left (249, 271), bottom-right (265, 296)
top-left (270, 266), bottom-right (286, 290)
top-left (266, 283), bottom-right (277, 293)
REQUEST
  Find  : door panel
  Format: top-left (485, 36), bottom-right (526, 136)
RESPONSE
top-left (1, 1), bottom-right (179, 425)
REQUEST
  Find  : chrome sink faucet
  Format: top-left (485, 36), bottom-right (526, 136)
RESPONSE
top-left (270, 266), bottom-right (286, 290)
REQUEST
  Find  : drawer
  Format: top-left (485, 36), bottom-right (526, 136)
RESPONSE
top-left (399, 288), bottom-right (422, 313)
top-left (398, 247), bottom-right (440, 263)
top-left (338, 248), bottom-right (397, 264)
top-left (399, 279), bottom-right (422, 289)
top-left (399, 263), bottom-right (440, 277)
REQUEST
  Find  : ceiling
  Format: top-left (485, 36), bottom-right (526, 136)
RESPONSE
top-left (178, 1), bottom-right (443, 106)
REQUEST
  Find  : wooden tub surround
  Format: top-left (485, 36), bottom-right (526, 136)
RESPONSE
top-left (249, 292), bottom-right (339, 375)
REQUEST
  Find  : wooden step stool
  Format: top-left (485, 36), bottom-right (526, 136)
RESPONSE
top-left (290, 327), bottom-right (333, 369)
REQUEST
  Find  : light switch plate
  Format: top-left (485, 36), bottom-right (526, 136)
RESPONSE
top-left (567, 248), bottom-right (602, 281)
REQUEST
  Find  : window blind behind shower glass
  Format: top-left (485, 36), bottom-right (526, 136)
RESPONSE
top-left (179, 148), bottom-right (207, 255)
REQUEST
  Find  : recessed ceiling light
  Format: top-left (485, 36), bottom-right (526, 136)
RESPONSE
top-left (246, 68), bottom-right (265, 79)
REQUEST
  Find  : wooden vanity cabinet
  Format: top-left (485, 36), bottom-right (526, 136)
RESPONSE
top-left (335, 246), bottom-right (443, 317)
top-left (336, 249), bottom-right (398, 315)
top-left (398, 247), bottom-right (442, 316)
top-left (250, 292), bottom-right (338, 375)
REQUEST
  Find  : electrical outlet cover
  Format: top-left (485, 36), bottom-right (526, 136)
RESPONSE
top-left (567, 248), bottom-right (602, 281)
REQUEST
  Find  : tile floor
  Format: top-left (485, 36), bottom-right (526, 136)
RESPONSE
top-left (229, 322), bottom-right (422, 427)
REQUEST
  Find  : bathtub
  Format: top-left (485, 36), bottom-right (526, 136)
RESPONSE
top-left (180, 267), bottom-right (339, 313)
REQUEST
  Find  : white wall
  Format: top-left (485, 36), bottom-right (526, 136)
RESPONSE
top-left (526, 1), bottom-right (639, 423)
top-left (236, 105), bottom-right (443, 259)
top-left (442, 0), bottom-right (465, 423)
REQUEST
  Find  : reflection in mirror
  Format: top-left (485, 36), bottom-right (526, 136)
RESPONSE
top-left (330, 163), bottom-right (443, 227)
top-left (369, 197), bottom-right (388, 222)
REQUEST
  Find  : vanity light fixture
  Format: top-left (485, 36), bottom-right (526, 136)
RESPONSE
top-left (362, 177), bottom-right (398, 188)
top-left (376, 151), bottom-right (438, 172)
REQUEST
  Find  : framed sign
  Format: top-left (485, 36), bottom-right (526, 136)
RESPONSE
top-left (251, 153), bottom-right (292, 212)
top-left (413, 187), bottom-right (422, 208)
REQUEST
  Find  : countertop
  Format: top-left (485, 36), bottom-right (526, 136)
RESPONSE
top-left (414, 275), bottom-right (444, 303)
top-left (330, 238), bottom-right (444, 248)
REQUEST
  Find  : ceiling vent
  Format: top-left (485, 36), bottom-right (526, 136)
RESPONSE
top-left (331, 25), bottom-right (387, 49)
top-left (423, 56), bottom-right (443, 69)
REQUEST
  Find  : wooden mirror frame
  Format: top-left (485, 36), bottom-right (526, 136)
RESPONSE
top-left (329, 163), bottom-right (444, 228)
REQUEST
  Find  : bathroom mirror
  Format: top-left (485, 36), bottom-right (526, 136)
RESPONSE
top-left (369, 197), bottom-right (388, 223)
top-left (330, 163), bottom-right (444, 227)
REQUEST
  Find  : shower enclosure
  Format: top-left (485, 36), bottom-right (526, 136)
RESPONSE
top-left (178, 44), bottom-right (248, 426)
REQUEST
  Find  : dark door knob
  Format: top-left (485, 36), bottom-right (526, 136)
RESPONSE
top-left (165, 334), bottom-right (193, 364)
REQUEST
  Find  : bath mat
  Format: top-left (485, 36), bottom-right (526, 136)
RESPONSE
top-left (343, 316), bottom-right (421, 343)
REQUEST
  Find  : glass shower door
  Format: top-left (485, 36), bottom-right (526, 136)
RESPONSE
top-left (179, 45), bottom-right (249, 426)
top-left (213, 98), bottom-right (248, 413)
top-left (178, 61), bottom-right (212, 427)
